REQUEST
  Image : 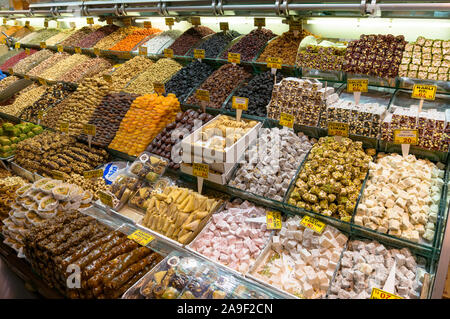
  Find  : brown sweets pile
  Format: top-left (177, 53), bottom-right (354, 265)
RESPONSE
top-left (185, 64), bottom-right (252, 109)
top-left (23, 211), bottom-right (163, 299)
top-left (14, 131), bottom-right (109, 179)
top-left (343, 34), bottom-right (406, 78)
top-left (257, 30), bottom-right (313, 65)
top-left (79, 92), bottom-right (138, 148)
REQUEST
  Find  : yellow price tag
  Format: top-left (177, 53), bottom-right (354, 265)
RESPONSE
top-left (370, 288), bottom-right (402, 299)
top-left (128, 230), bottom-right (154, 247)
top-left (87, 17), bottom-right (94, 25)
top-left (279, 112), bottom-right (294, 128)
top-left (328, 122), bottom-right (349, 137)
top-left (57, 45), bottom-right (64, 53)
top-left (192, 163), bottom-right (209, 179)
top-left (191, 17), bottom-right (201, 26)
top-left (60, 122), bottom-right (69, 134)
top-left (347, 79), bottom-right (368, 93)
top-left (220, 22), bottom-right (229, 31)
top-left (25, 21), bottom-right (30, 27)
top-left (411, 84), bottom-right (436, 101)
top-left (165, 18), bottom-right (174, 26)
top-left (266, 57), bottom-right (282, 69)
top-left (25, 48), bottom-right (30, 55)
top-left (232, 96), bottom-right (248, 111)
top-left (194, 49), bottom-right (205, 59)
top-left (83, 124), bottom-right (96, 136)
top-left (289, 20), bottom-right (302, 31)
top-left (266, 211), bottom-right (282, 230)
top-left (40, 42), bottom-right (46, 49)
top-left (300, 216), bottom-right (326, 234)
top-left (144, 21), bottom-right (152, 28)
top-left (14, 42), bottom-right (20, 49)
top-left (93, 47), bottom-right (100, 56)
top-left (24, 74), bottom-right (30, 80)
top-left (228, 52), bottom-right (240, 64)
top-left (393, 129), bottom-right (418, 145)
top-left (37, 110), bottom-right (44, 120)
top-left (123, 17), bottom-right (132, 26)
top-left (98, 191), bottom-right (113, 207)
top-left (8, 68), bottom-right (13, 75)
top-left (74, 46), bottom-right (82, 54)
top-left (83, 169), bottom-right (103, 179)
top-left (52, 170), bottom-right (65, 180)
top-left (254, 17), bottom-right (265, 28)
top-left (196, 89), bottom-right (210, 102)
top-left (44, 20), bottom-right (49, 28)
top-left (164, 48), bottom-right (174, 58)
top-left (153, 82), bottom-right (165, 95)
top-left (139, 46), bottom-right (148, 56)
top-left (2, 18), bottom-right (6, 25)
top-left (103, 74), bottom-right (112, 83)
top-left (106, 17), bottom-right (113, 25)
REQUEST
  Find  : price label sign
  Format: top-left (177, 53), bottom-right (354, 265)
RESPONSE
top-left (44, 20), bottom-right (49, 28)
top-left (106, 17), bottom-right (113, 25)
top-left (154, 82), bottom-right (165, 95)
top-left (128, 230), bottom-right (154, 247)
top-left (232, 96), bottom-right (248, 111)
top-left (103, 74), bottom-right (112, 83)
top-left (220, 22), bottom-right (229, 31)
top-left (40, 42), bottom-right (46, 49)
top-left (139, 46), bottom-right (148, 56)
top-left (266, 57), bottom-right (282, 69)
top-left (86, 17), bottom-right (94, 25)
top-left (60, 122), bottom-right (69, 134)
top-left (37, 110), bottom-right (44, 120)
top-left (52, 170), bottom-right (65, 180)
top-left (279, 112), bottom-right (294, 128)
top-left (300, 216), bottom-right (326, 234)
top-left (74, 46), bottom-right (82, 54)
top-left (289, 20), bottom-right (302, 31)
top-left (57, 45), bottom-right (64, 53)
top-left (164, 48), bottom-right (174, 58)
top-left (24, 74), bottom-right (30, 80)
top-left (266, 211), bottom-right (282, 230)
top-left (193, 163), bottom-right (209, 179)
top-left (14, 42), bottom-right (20, 49)
top-left (93, 47), bottom-right (101, 56)
top-left (370, 288), bottom-right (402, 299)
top-left (83, 124), bottom-right (96, 136)
top-left (83, 169), bottom-right (103, 179)
top-left (254, 17), bottom-right (265, 28)
top-left (25, 21), bottom-right (30, 27)
top-left (98, 191), bottom-right (113, 207)
top-left (144, 21), bottom-right (152, 29)
top-left (38, 77), bottom-right (47, 86)
top-left (393, 129), bottom-right (418, 145)
top-left (194, 49), bottom-right (205, 59)
top-left (191, 17), bottom-right (201, 26)
top-left (165, 18), bottom-right (174, 26)
top-left (8, 68), bottom-right (13, 75)
top-left (411, 84), bottom-right (437, 101)
top-left (2, 18), bottom-right (6, 25)
top-left (25, 48), bottom-right (30, 55)
top-left (328, 122), bottom-right (349, 137)
top-left (228, 52), bottom-right (240, 64)
top-left (196, 89), bottom-right (210, 102)
top-left (347, 79), bottom-right (368, 93)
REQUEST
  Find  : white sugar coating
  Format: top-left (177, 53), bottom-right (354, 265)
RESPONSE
top-left (189, 200), bottom-right (271, 274)
top-left (229, 128), bottom-right (315, 201)
top-left (356, 153), bottom-right (444, 243)
top-left (252, 215), bottom-right (347, 299)
top-left (138, 30), bottom-right (183, 54)
top-left (328, 240), bottom-right (422, 299)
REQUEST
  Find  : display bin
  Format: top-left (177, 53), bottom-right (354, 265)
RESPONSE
top-left (122, 250), bottom-right (288, 299)
top-left (326, 235), bottom-right (432, 299)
